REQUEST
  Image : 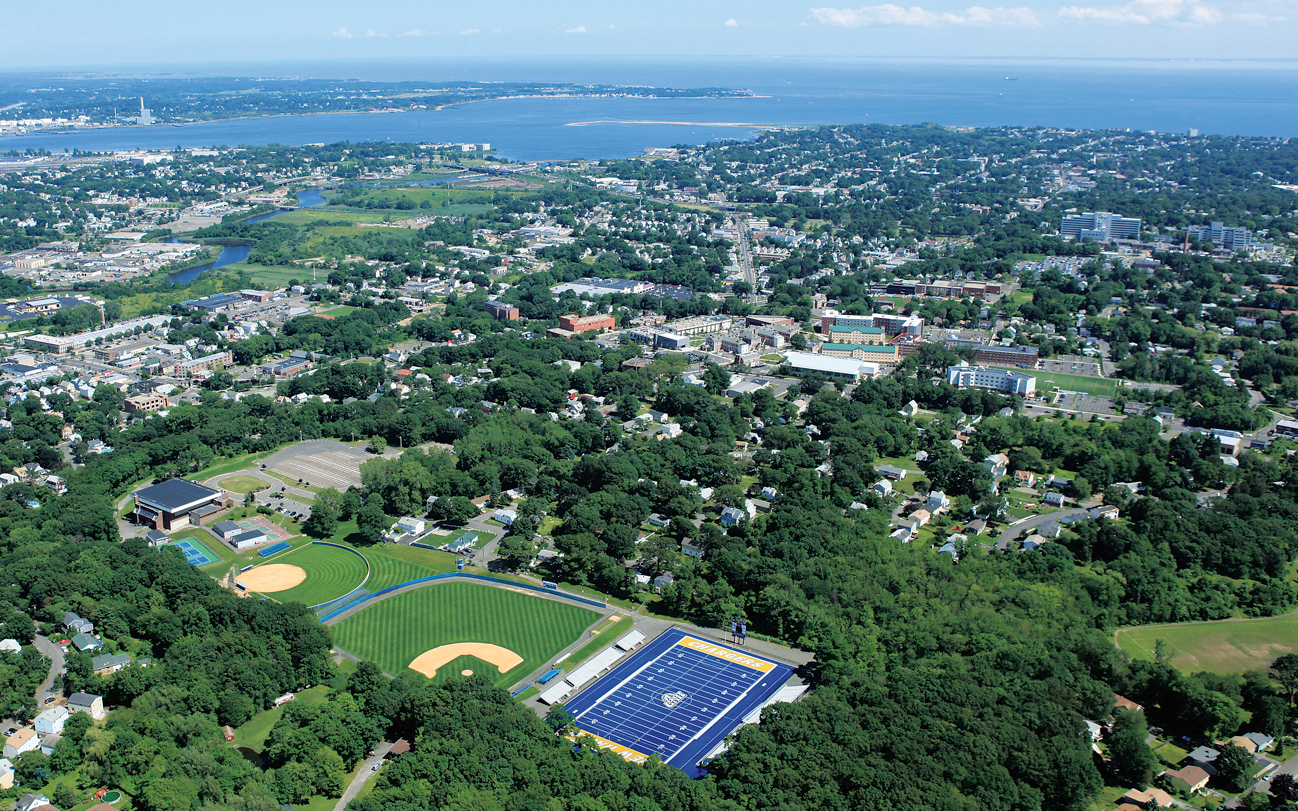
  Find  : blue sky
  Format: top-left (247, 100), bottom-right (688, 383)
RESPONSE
top-left (2, 0), bottom-right (1293, 68)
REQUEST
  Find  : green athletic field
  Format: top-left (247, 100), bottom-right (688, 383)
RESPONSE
top-left (258, 541), bottom-right (463, 607)
top-left (260, 543), bottom-right (370, 607)
top-left (1116, 613), bottom-right (1298, 674)
top-left (330, 582), bottom-right (600, 686)
top-left (992, 367), bottom-right (1118, 397)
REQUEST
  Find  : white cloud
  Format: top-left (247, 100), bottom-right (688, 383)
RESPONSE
top-left (608, 23), bottom-right (616, 29)
top-left (724, 18), bottom-right (740, 26)
top-left (566, 25), bottom-right (587, 33)
top-left (330, 27), bottom-right (353, 38)
top-left (811, 4), bottom-right (1039, 25)
top-left (460, 28), bottom-right (479, 35)
top-left (1058, 0), bottom-right (1222, 23)
top-left (364, 29), bottom-right (389, 38)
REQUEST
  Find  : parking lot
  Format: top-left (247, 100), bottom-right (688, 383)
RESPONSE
top-left (1040, 356), bottom-right (1103, 377)
top-left (1054, 392), bottom-right (1118, 415)
top-left (254, 489), bottom-right (313, 522)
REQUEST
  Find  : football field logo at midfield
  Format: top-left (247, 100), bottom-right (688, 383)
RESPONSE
top-left (662, 690), bottom-right (687, 708)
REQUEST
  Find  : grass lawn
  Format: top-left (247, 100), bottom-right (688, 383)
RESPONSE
top-left (252, 542), bottom-right (370, 607)
top-left (1150, 739), bottom-right (1190, 765)
top-left (323, 305), bottom-right (358, 316)
top-left (1088, 785), bottom-right (1129, 811)
top-left (199, 451), bottom-right (276, 481)
top-left (217, 262), bottom-right (310, 288)
top-left (994, 366), bottom-right (1118, 398)
top-left (330, 581), bottom-right (600, 686)
top-left (234, 684), bottom-right (331, 751)
top-left (559, 630), bottom-right (620, 674)
top-left (1116, 613), bottom-right (1298, 674)
top-left (221, 475), bottom-right (270, 495)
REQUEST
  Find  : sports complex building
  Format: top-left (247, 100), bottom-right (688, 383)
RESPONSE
top-left (550, 628), bottom-right (806, 777)
top-left (132, 479), bottom-right (232, 531)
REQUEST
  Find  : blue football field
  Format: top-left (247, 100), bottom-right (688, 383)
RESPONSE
top-left (564, 628), bottom-right (794, 777)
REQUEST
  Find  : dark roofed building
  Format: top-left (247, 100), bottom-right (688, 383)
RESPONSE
top-left (132, 479), bottom-right (230, 531)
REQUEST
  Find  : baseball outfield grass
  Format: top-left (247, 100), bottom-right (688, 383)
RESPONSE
top-left (1116, 612), bottom-right (1298, 674)
top-left (329, 581), bottom-right (600, 686)
top-left (255, 540), bottom-right (464, 608)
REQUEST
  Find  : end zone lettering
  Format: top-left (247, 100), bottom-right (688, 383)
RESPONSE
top-left (679, 637), bottom-right (775, 672)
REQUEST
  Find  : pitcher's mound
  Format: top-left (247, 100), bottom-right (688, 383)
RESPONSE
top-left (461, 669), bottom-right (474, 677)
top-left (240, 564), bottom-right (306, 593)
top-left (408, 643), bottom-right (523, 679)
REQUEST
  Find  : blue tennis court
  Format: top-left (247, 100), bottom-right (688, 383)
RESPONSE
top-left (173, 538), bottom-right (217, 566)
top-left (564, 628), bottom-right (794, 777)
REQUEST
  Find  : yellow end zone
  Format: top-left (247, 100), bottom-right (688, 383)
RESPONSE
top-left (678, 636), bottom-right (774, 673)
top-left (571, 731), bottom-right (651, 765)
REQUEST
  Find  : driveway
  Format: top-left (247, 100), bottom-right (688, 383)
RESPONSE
top-left (33, 634), bottom-right (66, 704)
top-left (333, 740), bottom-right (395, 811)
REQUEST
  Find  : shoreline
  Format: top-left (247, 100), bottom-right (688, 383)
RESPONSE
top-left (3, 91), bottom-right (758, 138)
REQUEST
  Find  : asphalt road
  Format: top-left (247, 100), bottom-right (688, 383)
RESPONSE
top-left (994, 506), bottom-right (1094, 548)
top-left (332, 740), bottom-right (395, 811)
top-left (33, 634), bottom-right (65, 704)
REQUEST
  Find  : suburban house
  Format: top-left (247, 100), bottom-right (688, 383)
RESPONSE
top-left (3, 728), bottom-right (38, 759)
top-left (0, 639), bottom-right (18, 654)
top-left (396, 516), bottom-right (427, 535)
top-left (719, 506), bottom-right (746, 527)
top-left (653, 573), bottom-right (675, 593)
top-left (1228, 732), bottom-right (1276, 754)
top-left (1037, 520), bottom-right (1062, 538)
top-left (877, 464), bottom-right (908, 480)
top-left (1165, 765), bottom-right (1210, 793)
top-left (1089, 505), bottom-right (1120, 520)
top-left (71, 632), bottom-right (102, 652)
top-left (1114, 694), bottom-right (1144, 713)
top-left (67, 692), bottom-right (107, 720)
top-left (0, 758), bottom-right (13, 790)
top-left (1119, 788), bottom-right (1175, 808)
top-left (760, 486), bottom-right (777, 501)
top-left (63, 611), bottom-right (92, 635)
top-left (132, 479), bottom-right (231, 531)
top-left (1012, 470), bottom-right (1036, 487)
top-left (908, 509), bottom-right (931, 528)
top-left (1043, 492), bottom-right (1066, 507)
top-left (925, 491), bottom-right (950, 512)
top-left (647, 513), bottom-right (671, 528)
top-left (445, 532), bottom-right (476, 554)
top-left (15, 793), bottom-right (51, 811)
top-left (91, 652), bottom-right (131, 676)
top-left (936, 541), bottom-right (959, 561)
top-left (33, 706), bottom-right (68, 735)
top-left (1185, 746), bottom-right (1220, 776)
top-left (492, 511), bottom-right (516, 527)
top-left (873, 479), bottom-right (893, 498)
top-left (982, 454), bottom-right (1010, 478)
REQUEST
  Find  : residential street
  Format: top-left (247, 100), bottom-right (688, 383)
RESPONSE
top-left (994, 506), bottom-right (1094, 548)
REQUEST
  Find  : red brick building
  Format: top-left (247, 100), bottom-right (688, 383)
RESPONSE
top-left (558, 313), bottom-right (616, 334)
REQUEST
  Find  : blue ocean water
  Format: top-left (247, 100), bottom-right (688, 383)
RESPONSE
top-left (4, 57), bottom-right (1297, 160)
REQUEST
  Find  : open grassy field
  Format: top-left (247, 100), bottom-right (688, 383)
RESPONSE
top-left (221, 475), bottom-right (270, 494)
top-left (252, 542), bottom-right (370, 607)
top-left (234, 684), bottom-right (330, 752)
top-left (993, 366), bottom-right (1118, 397)
top-left (330, 581), bottom-right (599, 686)
top-left (1116, 612), bottom-right (1298, 674)
top-left (215, 262), bottom-right (310, 288)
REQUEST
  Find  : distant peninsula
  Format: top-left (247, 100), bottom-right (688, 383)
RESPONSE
top-left (0, 73), bottom-right (752, 130)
